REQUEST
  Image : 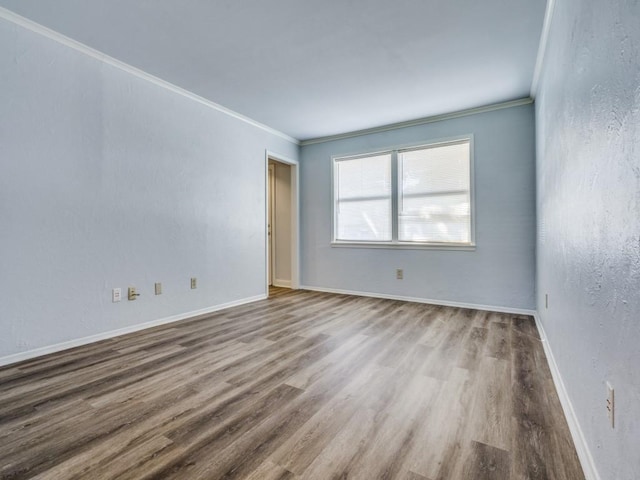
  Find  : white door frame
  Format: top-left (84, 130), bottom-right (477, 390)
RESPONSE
top-left (268, 163), bottom-right (276, 286)
top-left (265, 150), bottom-right (300, 291)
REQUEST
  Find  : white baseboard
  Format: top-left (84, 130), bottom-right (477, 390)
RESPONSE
top-left (534, 313), bottom-right (601, 480)
top-left (0, 286), bottom-right (599, 480)
top-left (300, 285), bottom-right (536, 316)
top-left (273, 279), bottom-right (292, 288)
top-left (301, 285), bottom-right (597, 479)
top-left (0, 294), bottom-right (266, 368)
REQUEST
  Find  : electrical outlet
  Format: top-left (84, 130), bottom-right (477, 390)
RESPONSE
top-left (112, 288), bottom-right (122, 303)
top-left (191, 277), bottom-right (197, 289)
top-left (606, 382), bottom-right (615, 428)
top-left (128, 287), bottom-right (140, 301)
top-left (545, 293), bottom-right (549, 309)
top-left (155, 283), bottom-right (162, 295)
top-left (396, 269), bottom-right (403, 280)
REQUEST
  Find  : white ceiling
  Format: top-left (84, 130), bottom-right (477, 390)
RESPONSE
top-left (0, 0), bottom-right (547, 141)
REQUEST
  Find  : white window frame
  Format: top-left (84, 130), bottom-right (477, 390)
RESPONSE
top-left (331, 135), bottom-right (475, 250)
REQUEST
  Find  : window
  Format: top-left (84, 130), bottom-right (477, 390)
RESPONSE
top-left (334, 153), bottom-right (392, 242)
top-left (332, 137), bottom-right (474, 248)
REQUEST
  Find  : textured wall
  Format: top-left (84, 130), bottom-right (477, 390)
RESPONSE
top-left (300, 104), bottom-right (536, 310)
top-left (0, 17), bottom-right (298, 359)
top-left (535, 0), bottom-right (640, 478)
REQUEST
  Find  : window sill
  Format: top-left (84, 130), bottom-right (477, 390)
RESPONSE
top-left (330, 241), bottom-right (476, 251)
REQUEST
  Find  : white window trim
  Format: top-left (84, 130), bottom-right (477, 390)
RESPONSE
top-left (331, 135), bottom-right (476, 250)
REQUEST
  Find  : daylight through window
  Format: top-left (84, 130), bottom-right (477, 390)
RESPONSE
top-left (333, 138), bottom-right (473, 247)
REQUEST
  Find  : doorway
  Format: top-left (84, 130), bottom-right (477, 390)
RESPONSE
top-left (265, 152), bottom-right (299, 294)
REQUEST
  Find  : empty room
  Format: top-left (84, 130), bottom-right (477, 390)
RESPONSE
top-left (0, 1), bottom-right (638, 479)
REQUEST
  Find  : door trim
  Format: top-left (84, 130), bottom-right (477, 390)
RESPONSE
top-left (265, 150), bottom-right (300, 292)
top-left (268, 164), bottom-right (276, 286)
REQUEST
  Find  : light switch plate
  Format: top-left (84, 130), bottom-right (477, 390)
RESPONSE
top-left (112, 288), bottom-right (121, 303)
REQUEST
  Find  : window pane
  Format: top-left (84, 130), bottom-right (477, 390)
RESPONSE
top-left (398, 142), bottom-right (471, 243)
top-left (335, 154), bottom-right (391, 241)
top-left (337, 199), bottom-right (392, 241)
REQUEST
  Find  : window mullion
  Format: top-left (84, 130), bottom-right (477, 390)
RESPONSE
top-left (331, 136), bottom-right (473, 247)
top-left (391, 151), bottom-right (399, 242)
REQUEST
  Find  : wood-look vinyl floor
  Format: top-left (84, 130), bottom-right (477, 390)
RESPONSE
top-left (0, 287), bottom-right (584, 480)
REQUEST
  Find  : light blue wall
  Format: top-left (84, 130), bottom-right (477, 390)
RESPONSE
top-left (0, 17), bottom-right (298, 361)
top-left (535, 0), bottom-right (640, 478)
top-left (300, 104), bottom-right (536, 310)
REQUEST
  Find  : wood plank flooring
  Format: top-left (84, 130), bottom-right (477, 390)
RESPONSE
top-left (0, 287), bottom-right (584, 479)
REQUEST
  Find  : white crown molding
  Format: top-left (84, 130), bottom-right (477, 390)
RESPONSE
top-left (0, 7), bottom-right (300, 146)
top-left (300, 285), bottom-right (536, 316)
top-left (299, 98), bottom-right (533, 146)
top-left (530, 0), bottom-right (557, 98)
top-left (533, 313), bottom-right (601, 480)
top-left (0, 294), bottom-right (266, 368)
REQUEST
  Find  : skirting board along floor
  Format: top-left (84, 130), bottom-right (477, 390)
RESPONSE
top-left (0, 287), bottom-right (584, 479)
top-left (534, 314), bottom-right (600, 480)
top-left (0, 294), bottom-right (266, 368)
top-left (273, 279), bottom-right (292, 288)
top-left (300, 285), bottom-right (536, 316)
